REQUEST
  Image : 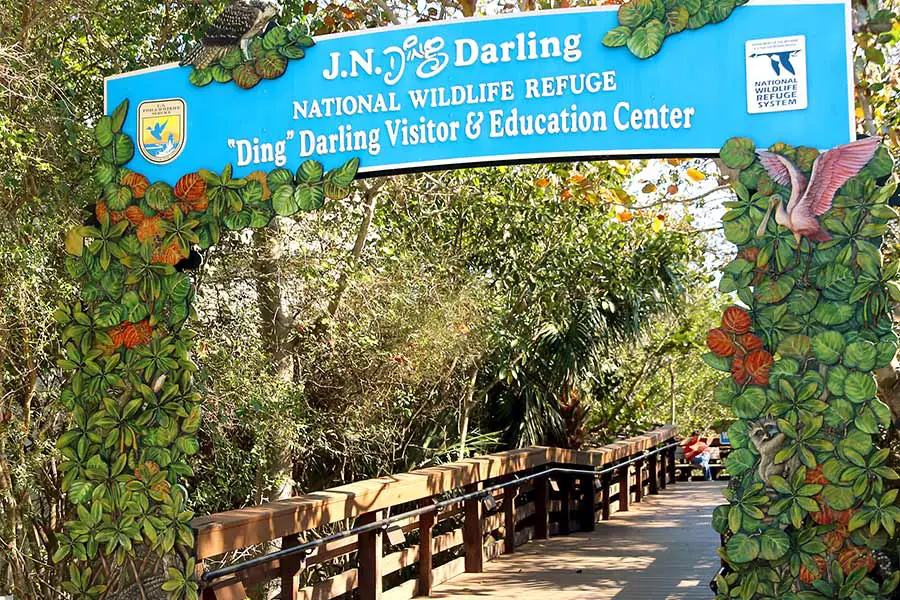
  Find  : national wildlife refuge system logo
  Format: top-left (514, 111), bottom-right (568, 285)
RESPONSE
top-left (744, 35), bottom-right (808, 115)
top-left (138, 98), bottom-right (186, 164)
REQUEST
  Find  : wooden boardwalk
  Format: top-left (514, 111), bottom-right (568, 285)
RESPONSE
top-left (431, 481), bottom-right (725, 600)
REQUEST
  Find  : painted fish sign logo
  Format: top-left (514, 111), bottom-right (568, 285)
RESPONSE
top-left (137, 98), bottom-right (186, 164)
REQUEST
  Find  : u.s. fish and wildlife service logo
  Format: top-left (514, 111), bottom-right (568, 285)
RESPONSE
top-left (744, 35), bottom-right (808, 115)
top-left (138, 98), bottom-right (186, 164)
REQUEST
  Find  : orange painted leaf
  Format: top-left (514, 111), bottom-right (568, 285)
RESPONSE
top-left (744, 349), bottom-right (773, 386)
top-left (152, 239), bottom-right (187, 265)
top-left (136, 216), bottom-right (163, 243)
top-left (739, 333), bottom-right (764, 353)
top-left (121, 320), bottom-right (153, 349)
top-left (706, 328), bottom-right (736, 357)
top-left (721, 306), bottom-right (752, 335)
top-left (122, 172), bottom-right (150, 199)
top-left (124, 205), bottom-right (146, 227)
top-left (666, 184), bottom-right (678, 195)
top-left (616, 210), bottom-right (634, 222)
top-left (95, 200), bottom-right (109, 223)
top-left (838, 546), bottom-right (875, 575)
top-left (535, 178), bottom-right (551, 188)
top-left (731, 354), bottom-right (751, 385)
top-left (174, 172), bottom-right (207, 201)
top-left (686, 168), bottom-right (706, 182)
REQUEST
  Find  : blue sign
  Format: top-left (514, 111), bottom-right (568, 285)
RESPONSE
top-left (105, 1), bottom-right (853, 184)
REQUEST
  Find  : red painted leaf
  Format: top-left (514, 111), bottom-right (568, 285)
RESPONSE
top-left (174, 172), bottom-right (207, 201)
top-left (721, 306), bottom-right (752, 335)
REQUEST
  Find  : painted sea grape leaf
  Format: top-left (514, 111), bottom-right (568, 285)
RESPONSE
top-left (709, 137), bottom-right (900, 595)
top-left (189, 22), bottom-right (315, 89)
top-left (603, 0), bottom-right (739, 59)
top-left (57, 83), bottom-right (361, 594)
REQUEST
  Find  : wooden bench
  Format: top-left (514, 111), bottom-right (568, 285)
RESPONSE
top-left (674, 439), bottom-right (730, 481)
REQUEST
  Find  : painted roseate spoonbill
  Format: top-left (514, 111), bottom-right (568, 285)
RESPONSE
top-left (754, 137), bottom-right (881, 243)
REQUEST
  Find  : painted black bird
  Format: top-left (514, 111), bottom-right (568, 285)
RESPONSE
top-left (180, 0), bottom-right (282, 69)
top-left (175, 249), bottom-right (204, 272)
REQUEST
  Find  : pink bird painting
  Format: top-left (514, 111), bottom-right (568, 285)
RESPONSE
top-left (754, 137), bottom-right (881, 243)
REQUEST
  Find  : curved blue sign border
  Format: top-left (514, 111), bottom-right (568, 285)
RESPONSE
top-left (105, 0), bottom-right (854, 183)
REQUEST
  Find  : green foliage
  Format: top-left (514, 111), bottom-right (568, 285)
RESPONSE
top-left (711, 137), bottom-right (900, 597)
top-left (189, 22), bottom-right (315, 89)
top-left (603, 0), bottom-right (741, 58)
top-left (52, 98), bottom-right (360, 598)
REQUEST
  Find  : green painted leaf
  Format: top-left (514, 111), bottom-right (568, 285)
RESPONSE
top-left (189, 68), bottom-right (213, 87)
top-left (272, 185), bottom-right (298, 216)
top-left (777, 335), bottom-right (811, 360)
top-left (296, 160), bottom-right (324, 184)
top-left (709, 0), bottom-right (735, 22)
top-left (723, 214), bottom-right (753, 245)
top-left (758, 528), bottom-right (790, 560)
top-left (211, 64), bottom-right (232, 83)
top-left (232, 64), bottom-right (261, 90)
top-left (702, 352), bottom-right (731, 372)
top-left (145, 182), bottom-right (174, 211)
top-left (787, 288), bottom-right (819, 316)
top-left (725, 448), bottom-right (756, 476)
top-left (295, 183), bottom-right (325, 211)
top-left (267, 168), bottom-right (294, 191)
top-left (111, 99), bottom-right (128, 134)
top-left (714, 376), bottom-right (739, 406)
top-left (279, 44), bottom-right (306, 60)
top-left (726, 533), bottom-right (759, 563)
top-left (720, 137), bottom-right (755, 170)
top-left (755, 276), bottom-right (794, 304)
top-left (817, 263), bottom-right (855, 301)
top-left (627, 19), bottom-right (666, 59)
top-left (686, 7), bottom-right (709, 28)
top-left (844, 371), bottom-right (877, 403)
top-left (733, 387), bottom-right (767, 419)
top-left (845, 340), bottom-right (877, 371)
top-left (811, 331), bottom-right (845, 365)
top-left (263, 25), bottom-right (289, 50)
top-left (712, 504), bottom-right (730, 534)
top-left (664, 5), bottom-right (689, 33)
top-left (255, 53), bottom-right (287, 80)
top-left (602, 25), bottom-right (632, 47)
top-left (95, 116), bottom-right (114, 148)
top-left (618, 0), bottom-right (656, 27)
top-left (821, 484), bottom-right (856, 510)
top-left (812, 301), bottom-right (854, 326)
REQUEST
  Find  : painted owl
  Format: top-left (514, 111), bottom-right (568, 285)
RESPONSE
top-left (180, 0), bottom-right (282, 69)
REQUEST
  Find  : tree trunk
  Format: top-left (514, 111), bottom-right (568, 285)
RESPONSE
top-left (253, 222), bottom-right (296, 502)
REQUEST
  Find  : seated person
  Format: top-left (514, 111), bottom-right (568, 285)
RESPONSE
top-left (683, 431), bottom-right (712, 481)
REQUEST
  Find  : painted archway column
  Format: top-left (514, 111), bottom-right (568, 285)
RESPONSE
top-left (709, 137), bottom-right (900, 598)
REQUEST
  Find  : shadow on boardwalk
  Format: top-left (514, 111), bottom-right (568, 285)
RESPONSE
top-left (431, 481), bottom-right (725, 600)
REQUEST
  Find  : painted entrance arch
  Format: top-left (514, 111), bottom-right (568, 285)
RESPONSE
top-left (54, 1), bottom-right (898, 598)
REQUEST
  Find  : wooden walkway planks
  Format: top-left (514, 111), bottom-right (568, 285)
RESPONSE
top-left (430, 481), bottom-right (725, 600)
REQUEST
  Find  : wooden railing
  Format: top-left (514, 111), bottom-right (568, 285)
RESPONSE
top-left (193, 426), bottom-right (678, 600)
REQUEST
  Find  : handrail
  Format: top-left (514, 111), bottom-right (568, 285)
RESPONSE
top-left (194, 425), bottom-right (680, 599)
top-left (193, 425), bottom-right (676, 559)
top-left (202, 440), bottom-right (680, 582)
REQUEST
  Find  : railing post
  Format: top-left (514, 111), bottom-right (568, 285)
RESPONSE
top-left (658, 446), bottom-right (668, 490)
top-left (358, 511), bottom-right (383, 600)
top-left (648, 451), bottom-right (659, 495)
top-left (280, 534), bottom-right (304, 600)
top-left (559, 474), bottom-right (572, 535)
top-left (504, 484), bottom-right (519, 553)
top-left (579, 474), bottom-right (596, 532)
top-left (418, 498), bottom-right (435, 596)
top-left (667, 444), bottom-right (677, 484)
top-left (535, 475), bottom-right (550, 540)
top-left (634, 456), bottom-right (644, 503)
top-left (463, 483), bottom-right (484, 573)
top-left (600, 471), bottom-right (611, 520)
top-left (618, 463), bottom-right (630, 512)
